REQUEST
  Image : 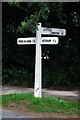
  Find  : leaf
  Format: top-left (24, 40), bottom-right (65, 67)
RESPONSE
top-left (21, 22), bottom-right (27, 28)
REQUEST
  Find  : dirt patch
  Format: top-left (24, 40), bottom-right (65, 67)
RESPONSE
top-left (7, 101), bottom-right (31, 113)
top-left (2, 101), bottom-right (79, 118)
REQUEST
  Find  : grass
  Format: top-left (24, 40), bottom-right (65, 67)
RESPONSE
top-left (1, 93), bottom-right (80, 115)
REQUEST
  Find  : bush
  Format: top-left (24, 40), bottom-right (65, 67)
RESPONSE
top-left (2, 67), bottom-right (34, 87)
top-left (43, 69), bottom-right (66, 88)
top-left (43, 68), bottom-right (79, 89)
top-left (2, 67), bottom-right (80, 89)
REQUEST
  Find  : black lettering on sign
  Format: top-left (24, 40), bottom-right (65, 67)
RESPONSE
top-left (53, 40), bottom-right (56, 42)
top-left (19, 40), bottom-right (23, 42)
top-left (43, 28), bottom-right (47, 31)
top-left (33, 40), bottom-right (35, 42)
top-left (49, 29), bottom-right (52, 32)
top-left (43, 28), bottom-right (51, 32)
top-left (27, 40), bottom-right (31, 42)
top-left (24, 40), bottom-right (26, 42)
top-left (42, 39), bottom-right (51, 42)
top-left (51, 32), bottom-right (59, 35)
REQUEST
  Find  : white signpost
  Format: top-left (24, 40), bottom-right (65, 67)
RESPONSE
top-left (17, 23), bottom-right (66, 98)
top-left (42, 27), bottom-right (66, 36)
top-left (17, 38), bottom-right (36, 45)
top-left (17, 37), bottom-right (59, 45)
top-left (41, 37), bottom-right (58, 45)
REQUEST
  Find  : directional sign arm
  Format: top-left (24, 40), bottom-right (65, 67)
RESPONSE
top-left (42, 27), bottom-right (66, 36)
top-left (17, 38), bottom-right (36, 45)
top-left (41, 37), bottom-right (59, 45)
top-left (17, 37), bottom-right (59, 45)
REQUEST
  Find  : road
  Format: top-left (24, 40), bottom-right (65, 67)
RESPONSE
top-left (0, 108), bottom-right (28, 119)
top-left (1, 86), bottom-right (79, 100)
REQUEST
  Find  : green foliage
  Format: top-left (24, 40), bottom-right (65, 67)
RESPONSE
top-left (2, 68), bottom-right (33, 87)
top-left (43, 68), bottom-right (79, 89)
top-left (43, 69), bottom-right (67, 88)
top-left (2, 66), bottom-right (79, 88)
top-left (21, 21), bottom-right (27, 28)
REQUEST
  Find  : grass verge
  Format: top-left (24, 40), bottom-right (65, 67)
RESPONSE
top-left (1, 93), bottom-right (80, 115)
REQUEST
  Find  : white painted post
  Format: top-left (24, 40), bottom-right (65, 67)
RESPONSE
top-left (17, 23), bottom-right (66, 98)
top-left (34, 23), bottom-right (42, 98)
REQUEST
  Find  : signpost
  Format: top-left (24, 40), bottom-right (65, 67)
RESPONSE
top-left (17, 38), bottom-right (36, 45)
top-left (17, 37), bottom-right (58, 45)
top-left (17, 23), bottom-right (66, 98)
top-left (41, 37), bottom-right (58, 45)
top-left (42, 27), bottom-right (66, 36)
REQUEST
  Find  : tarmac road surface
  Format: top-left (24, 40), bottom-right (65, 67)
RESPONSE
top-left (0, 86), bottom-right (79, 100)
top-left (0, 108), bottom-right (35, 119)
